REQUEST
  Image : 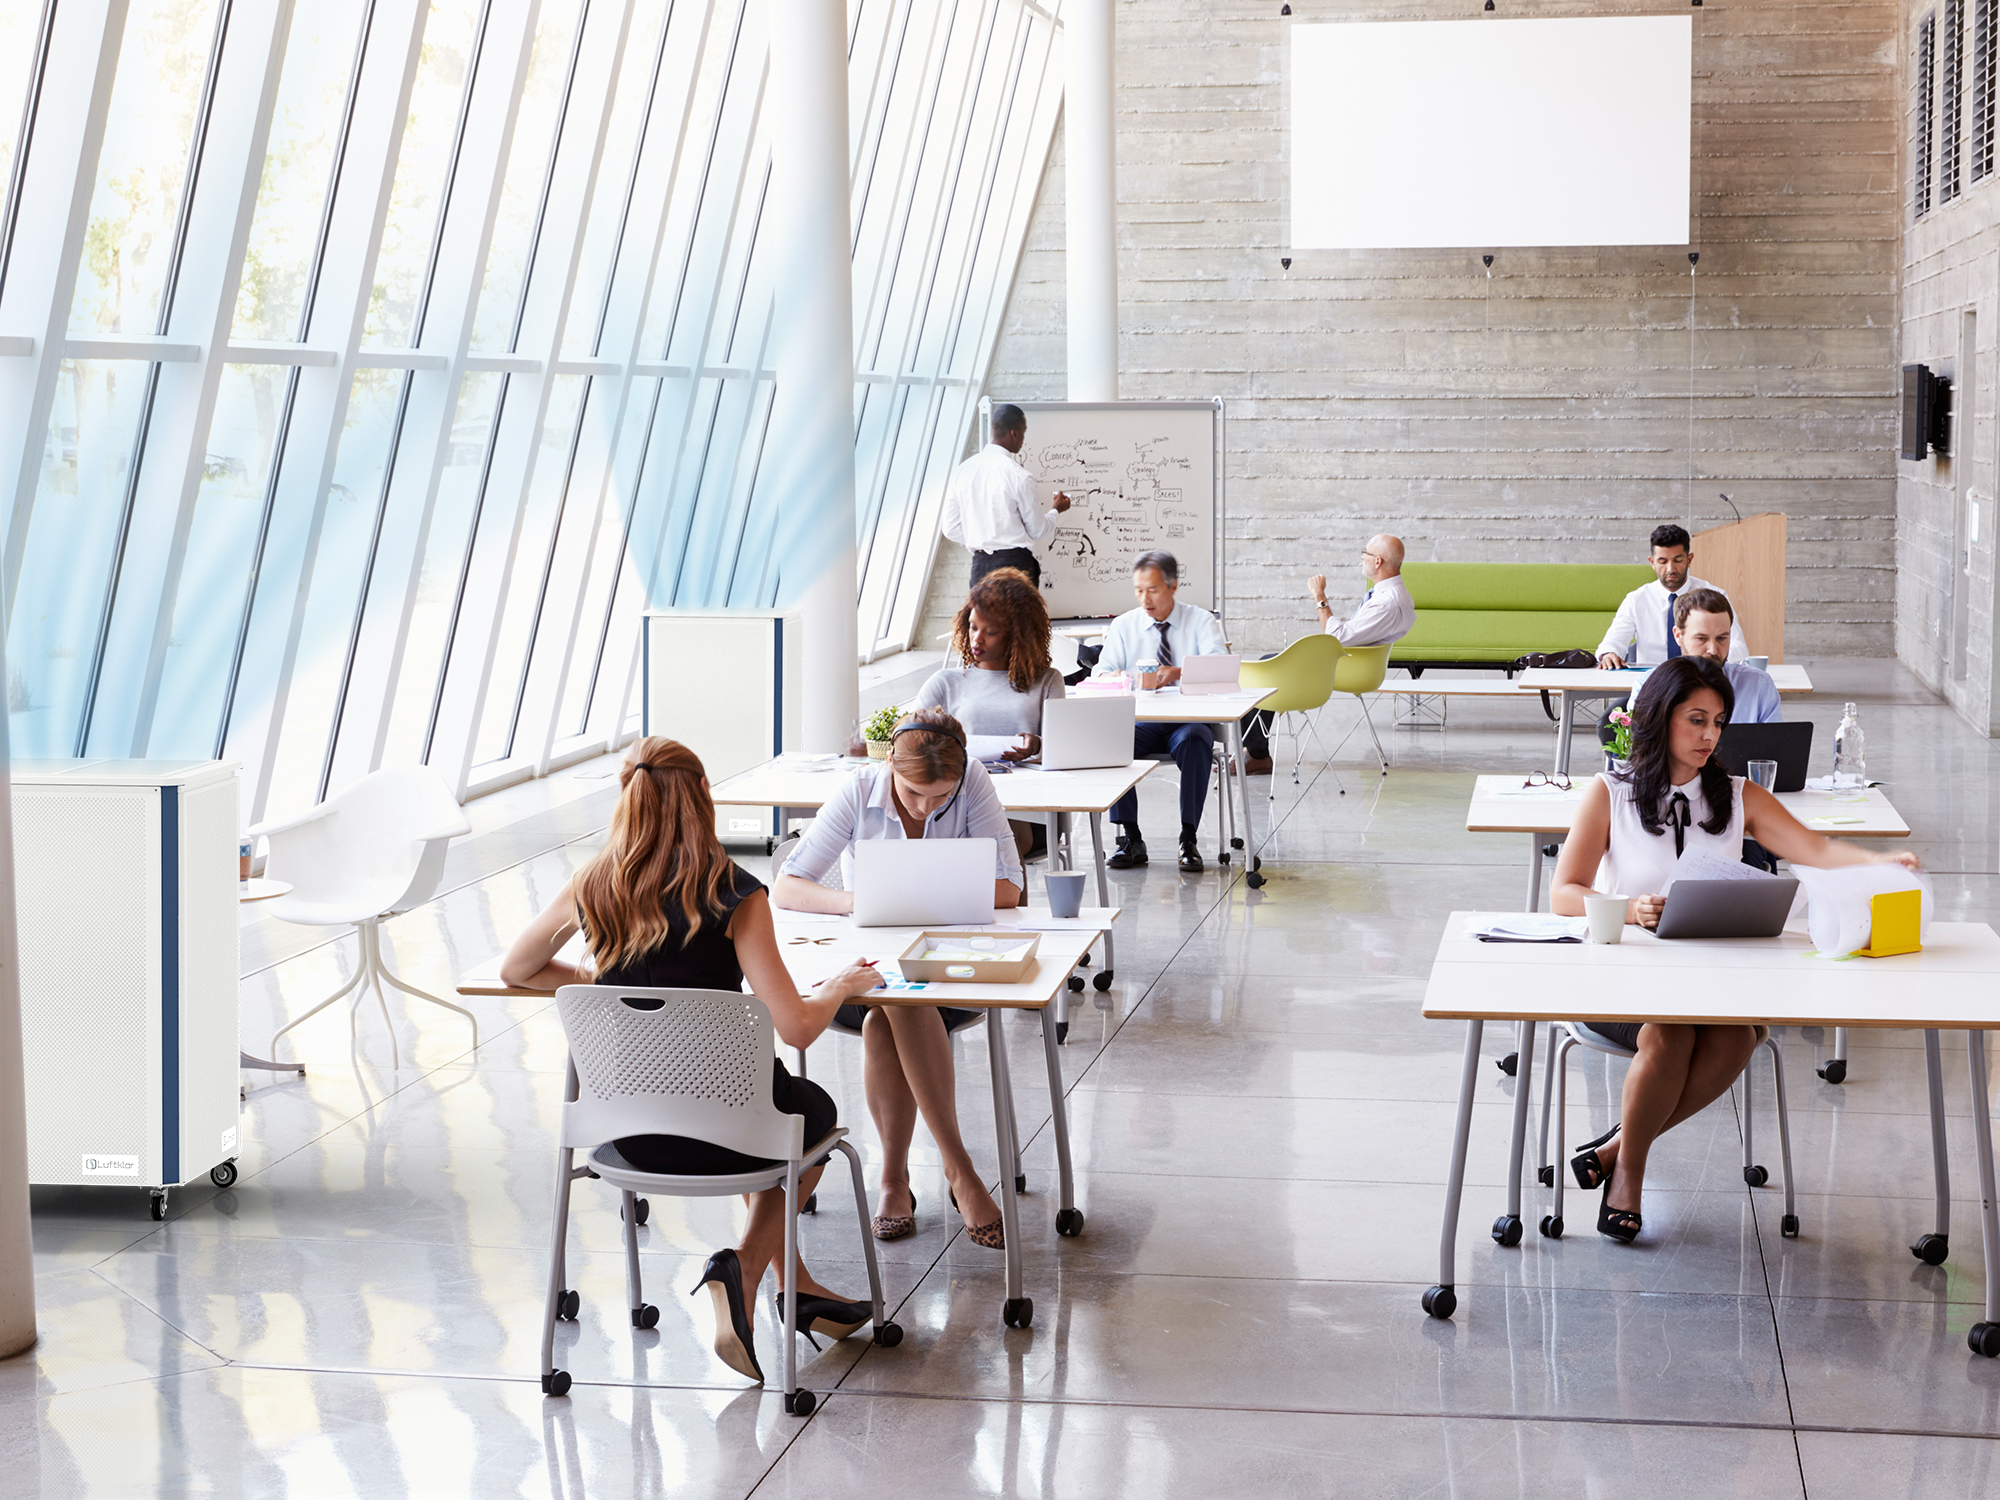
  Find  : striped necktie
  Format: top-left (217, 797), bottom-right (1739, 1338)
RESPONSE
top-left (1154, 620), bottom-right (1173, 667)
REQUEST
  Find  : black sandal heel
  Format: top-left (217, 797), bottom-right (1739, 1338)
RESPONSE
top-left (1597, 1182), bottom-right (1642, 1244)
top-left (1571, 1123), bottom-right (1621, 1191)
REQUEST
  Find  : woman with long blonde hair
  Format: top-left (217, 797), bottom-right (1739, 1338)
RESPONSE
top-left (501, 738), bottom-right (883, 1386)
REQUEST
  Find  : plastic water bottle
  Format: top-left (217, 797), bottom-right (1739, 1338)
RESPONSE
top-left (1832, 702), bottom-right (1866, 787)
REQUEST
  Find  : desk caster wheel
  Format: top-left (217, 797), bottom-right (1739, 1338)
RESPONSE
top-left (1780, 1214), bottom-right (1799, 1238)
top-left (150, 1190), bottom-right (167, 1222)
top-left (1230, 837), bottom-right (1244, 851)
top-left (542, 1369), bottom-right (571, 1396)
top-left (631, 1304), bottom-right (659, 1329)
top-left (1093, 971), bottom-right (1113, 992)
top-left (1539, 1214), bottom-right (1564, 1239)
top-left (1536, 1165), bottom-right (1554, 1188)
top-left (210, 1159), bottom-right (238, 1189)
top-left (1495, 1053), bottom-right (1518, 1077)
top-left (620, 1197), bottom-right (650, 1225)
top-left (1015, 1173), bottom-right (1027, 1194)
top-left (1003, 1297), bottom-right (1034, 1328)
top-left (1422, 1285), bottom-right (1456, 1319)
top-left (1056, 1207), bottom-right (1084, 1237)
top-left (1491, 1214), bottom-right (1522, 1247)
top-left (1971, 1322), bottom-right (2000, 1358)
top-left (1744, 1165), bottom-right (1768, 1187)
top-left (785, 1389), bottom-right (817, 1416)
top-left (557, 1289), bottom-right (580, 1321)
top-left (1817, 1060), bottom-right (1847, 1085)
top-left (1912, 1233), bottom-right (1950, 1266)
top-left (872, 1320), bottom-right (903, 1346)
top-left (1067, 975), bottom-right (1085, 993)
top-left (803, 1192), bottom-right (817, 1214)
top-left (1245, 871), bottom-right (1265, 889)
top-left (1219, 851), bottom-right (1231, 865)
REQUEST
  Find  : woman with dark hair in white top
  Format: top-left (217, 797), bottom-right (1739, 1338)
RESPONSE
top-left (1551, 657), bottom-right (1919, 1244)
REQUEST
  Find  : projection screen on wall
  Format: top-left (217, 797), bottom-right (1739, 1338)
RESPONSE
top-left (1290, 16), bottom-right (1692, 250)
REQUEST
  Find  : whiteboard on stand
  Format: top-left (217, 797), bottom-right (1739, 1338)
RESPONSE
top-left (985, 399), bottom-right (1224, 621)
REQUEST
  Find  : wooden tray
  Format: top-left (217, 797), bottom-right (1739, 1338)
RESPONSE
top-left (898, 931), bottom-right (1041, 983)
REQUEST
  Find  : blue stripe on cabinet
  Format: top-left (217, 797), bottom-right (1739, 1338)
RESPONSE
top-left (159, 786), bottom-right (179, 1184)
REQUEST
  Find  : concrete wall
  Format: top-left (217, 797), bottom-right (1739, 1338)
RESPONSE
top-left (922, 0), bottom-right (1902, 663)
top-left (1897, 0), bottom-right (2000, 734)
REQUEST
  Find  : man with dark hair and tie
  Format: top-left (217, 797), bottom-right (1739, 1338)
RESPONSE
top-left (939, 403), bottom-right (1070, 588)
top-left (1595, 523), bottom-right (1748, 669)
top-left (1090, 551), bottom-right (1227, 873)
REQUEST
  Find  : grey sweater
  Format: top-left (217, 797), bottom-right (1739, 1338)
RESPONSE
top-left (912, 664), bottom-right (1065, 739)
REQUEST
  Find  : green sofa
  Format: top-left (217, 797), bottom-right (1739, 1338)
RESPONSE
top-left (1391, 562), bottom-right (1657, 674)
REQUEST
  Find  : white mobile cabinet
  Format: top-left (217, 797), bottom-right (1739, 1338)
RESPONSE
top-left (643, 611), bottom-right (803, 845)
top-left (12, 759), bottom-right (242, 1219)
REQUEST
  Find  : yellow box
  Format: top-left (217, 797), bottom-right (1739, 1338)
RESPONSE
top-left (1855, 889), bottom-right (1922, 958)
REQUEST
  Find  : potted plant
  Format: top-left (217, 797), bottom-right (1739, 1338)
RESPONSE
top-left (1604, 706), bottom-right (1633, 772)
top-left (863, 704), bottom-right (901, 759)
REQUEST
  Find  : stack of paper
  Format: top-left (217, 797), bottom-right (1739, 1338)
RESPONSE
top-left (1472, 914), bottom-right (1589, 942)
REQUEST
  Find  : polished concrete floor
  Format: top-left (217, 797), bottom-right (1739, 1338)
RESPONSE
top-left (9, 657), bottom-right (2000, 1496)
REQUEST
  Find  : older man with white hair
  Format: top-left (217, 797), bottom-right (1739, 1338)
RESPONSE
top-left (1244, 533), bottom-right (1414, 772)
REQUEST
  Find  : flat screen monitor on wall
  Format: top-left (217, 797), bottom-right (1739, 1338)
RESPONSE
top-left (1290, 16), bottom-right (1693, 250)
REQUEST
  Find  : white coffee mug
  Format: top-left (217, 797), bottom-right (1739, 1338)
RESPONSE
top-left (1747, 655), bottom-right (1770, 671)
top-left (1584, 894), bottom-right (1628, 945)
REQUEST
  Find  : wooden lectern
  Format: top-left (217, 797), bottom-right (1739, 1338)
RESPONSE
top-left (1692, 512), bottom-right (1786, 664)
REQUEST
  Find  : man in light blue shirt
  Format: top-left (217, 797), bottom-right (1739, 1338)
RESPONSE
top-left (1674, 588), bottom-right (1781, 722)
top-left (1092, 551), bottom-right (1227, 873)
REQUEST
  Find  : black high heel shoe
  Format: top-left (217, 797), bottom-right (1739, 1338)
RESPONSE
top-left (690, 1248), bottom-right (763, 1382)
top-left (1571, 1123), bottom-right (1621, 1191)
top-left (773, 1290), bottom-right (873, 1349)
top-left (1597, 1182), bottom-right (1642, 1244)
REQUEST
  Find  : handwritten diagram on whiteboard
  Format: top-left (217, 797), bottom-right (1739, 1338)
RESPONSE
top-left (998, 400), bottom-right (1222, 620)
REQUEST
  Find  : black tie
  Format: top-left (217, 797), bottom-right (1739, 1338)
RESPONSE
top-left (1668, 791), bottom-right (1691, 856)
top-left (1665, 593), bottom-right (1681, 659)
top-left (1154, 620), bottom-right (1173, 667)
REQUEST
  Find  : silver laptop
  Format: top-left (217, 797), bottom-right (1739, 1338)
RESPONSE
top-left (1654, 878), bottom-right (1800, 939)
top-left (851, 838), bottom-right (997, 927)
top-left (1179, 653), bottom-right (1243, 694)
top-left (1040, 694), bottom-right (1135, 771)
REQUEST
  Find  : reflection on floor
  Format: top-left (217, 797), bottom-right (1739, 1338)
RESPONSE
top-left (9, 657), bottom-right (2000, 1497)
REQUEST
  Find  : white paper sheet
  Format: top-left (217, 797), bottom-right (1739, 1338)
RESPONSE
top-left (1473, 914), bottom-right (1589, 942)
top-left (1795, 864), bottom-right (1932, 958)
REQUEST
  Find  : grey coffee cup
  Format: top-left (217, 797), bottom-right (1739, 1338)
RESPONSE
top-left (1045, 870), bottom-right (1087, 919)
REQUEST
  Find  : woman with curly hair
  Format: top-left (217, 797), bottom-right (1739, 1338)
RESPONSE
top-left (914, 566), bottom-right (1065, 860)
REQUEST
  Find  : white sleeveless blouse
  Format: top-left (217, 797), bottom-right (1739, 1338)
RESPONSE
top-left (1596, 771), bottom-right (1745, 898)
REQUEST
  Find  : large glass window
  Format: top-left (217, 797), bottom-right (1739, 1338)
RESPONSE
top-left (1, 0), bottom-right (1064, 810)
top-left (67, 0), bottom-right (223, 336)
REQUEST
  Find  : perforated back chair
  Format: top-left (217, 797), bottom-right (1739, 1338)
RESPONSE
top-left (1323, 642), bottom-right (1393, 777)
top-left (540, 985), bottom-right (898, 1415)
top-left (1534, 1020), bottom-right (1797, 1240)
top-left (251, 765), bottom-right (476, 1070)
top-left (1239, 634), bottom-right (1343, 794)
top-left (774, 842), bottom-right (1024, 1194)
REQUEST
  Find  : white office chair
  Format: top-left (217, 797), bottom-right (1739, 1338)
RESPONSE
top-left (539, 985), bottom-right (900, 1414)
top-left (1535, 1019), bottom-right (1797, 1239)
top-left (251, 765), bottom-right (475, 1071)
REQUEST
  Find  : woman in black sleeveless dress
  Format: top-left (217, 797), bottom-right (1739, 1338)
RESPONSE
top-left (502, 739), bottom-right (884, 1385)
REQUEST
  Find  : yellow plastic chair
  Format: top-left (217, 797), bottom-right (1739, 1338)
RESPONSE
top-left (1239, 634), bottom-right (1343, 795)
top-left (1327, 642), bottom-right (1392, 777)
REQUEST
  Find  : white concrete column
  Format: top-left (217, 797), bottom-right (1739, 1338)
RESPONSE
top-left (1064, 0), bottom-right (1118, 401)
top-left (768, 0), bottom-right (858, 750)
top-left (0, 710), bottom-right (29, 1359)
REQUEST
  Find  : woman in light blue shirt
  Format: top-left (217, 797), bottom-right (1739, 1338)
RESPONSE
top-left (773, 709), bottom-right (1018, 1249)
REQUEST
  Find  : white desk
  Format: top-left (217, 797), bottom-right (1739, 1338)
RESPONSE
top-left (1519, 665), bottom-right (1816, 775)
top-left (708, 756), bottom-right (1152, 1012)
top-left (458, 906), bottom-right (1118, 1328)
top-left (1464, 776), bottom-right (1910, 912)
top-left (1127, 686), bottom-right (1277, 887)
top-left (1417, 914), bottom-right (2000, 1359)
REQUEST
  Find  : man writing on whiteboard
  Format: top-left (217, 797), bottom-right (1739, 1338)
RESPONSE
top-left (940, 403), bottom-right (1070, 589)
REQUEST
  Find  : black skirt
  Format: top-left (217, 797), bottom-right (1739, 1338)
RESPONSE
top-left (613, 1059), bottom-right (835, 1175)
top-left (835, 1001), bottom-right (981, 1035)
top-left (1579, 1021), bottom-right (1645, 1052)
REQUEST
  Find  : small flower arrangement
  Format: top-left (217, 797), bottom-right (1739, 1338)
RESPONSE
top-left (1605, 706), bottom-right (1634, 762)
